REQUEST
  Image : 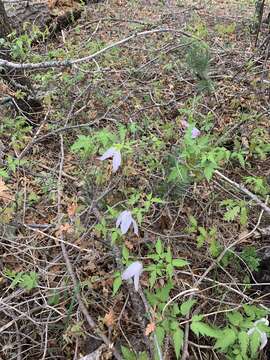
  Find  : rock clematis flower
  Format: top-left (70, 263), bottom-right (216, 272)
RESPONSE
top-left (116, 210), bottom-right (139, 236)
top-left (247, 318), bottom-right (269, 350)
top-left (122, 261), bottom-right (143, 291)
top-left (181, 120), bottom-right (201, 139)
top-left (98, 147), bottom-right (121, 173)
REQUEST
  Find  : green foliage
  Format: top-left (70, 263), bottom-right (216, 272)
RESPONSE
top-left (245, 176), bottom-right (269, 196)
top-left (112, 271), bottom-right (122, 296)
top-left (190, 306), bottom-right (270, 359)
top-left (249, 128), bottom-right (270, 160)
top-left (0, 116), bottom-right (32, 151)
top-left (8, 32), bottom-right (33, 60)
top-left (196, 226), bottom-right (221, 258)
top-left (4, 268), bottom-right (39, 290)
top-left (215, 23), bottom-right (236, 36)
top-left (121, 346), bottom-right (148, 360)
top-left (240, 247), bottom-right (261, 272)
top-left (220, 199), bottom-right (248, 226)
top-left (168, 115), bottom-right (230, 184)
top-left (185, 41), bottom-right (213, 92)
top-left (146, 239), bottom-right (188, 287)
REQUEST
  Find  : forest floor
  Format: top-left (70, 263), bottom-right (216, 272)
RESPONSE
top-left (0, 0), bottom-right (270, 359)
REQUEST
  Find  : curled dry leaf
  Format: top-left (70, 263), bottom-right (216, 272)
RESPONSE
top-left (103, 308), bottom-right (115, 327)
top-left (67, 202), bottom-right (77, 219)
top-left (56, 223), bottom-right (73, 236)
top-left (0, 179), bottom-right (14, 203)
top-left (145, 322), bottom-right (156, 336)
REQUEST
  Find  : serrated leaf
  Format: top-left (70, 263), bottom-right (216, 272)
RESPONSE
top-left (180, 299), bottom-right (197, 316)
top-left (172, 259), bottom-right (189, 267)
top-left (191, 321), bottom-right (220, 338)
top-left (227, 312), bottom-right (243, 326)
top-left (224, 206), bottom-right (240, 222)
top-left (165, 248), bottom-right (172, 263)
top-left (238, 331), bottom-right (249, 357)
top-left (203, 163), bottom-right (216, 181)
top-left (214, 328), bottom-right (237, 351)
top-left (172, 326), bottom-right (184, 359)
top-left (155, 239), bottom-right (163, 255)
top-left (149, 270), bottom-right (157, 288)
top-left (166, 263), bottom-right (174, 279)
top-left (156, 326), bottom-right (165, 347)
top-left (250, 330), bottom-right (261, 357)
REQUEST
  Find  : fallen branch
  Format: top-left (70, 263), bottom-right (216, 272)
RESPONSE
top-left (214, 170), bottom-right (270, 215)
top-left (0, 28), bottom-right (196, 70)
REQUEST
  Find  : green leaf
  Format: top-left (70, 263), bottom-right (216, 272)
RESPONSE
top-left (238, 331), bottom-right (249, 357)
top-left (156, 326), bottom-right (165, 347)
top-left (122, 245), bottom-right (129, 261)
top-left (0, 169), bottom-right (9, 179)
top-left (214, 328), bottom-right (237, 351)
top-left (165, 248), bottom-right (172, 263)
top-left (138, 352), bottom-right (148, 360)
top-left (112, 276), bottom-right (122, 296)
top-left (172, 326), bottom-right (184, 359)
top-left (20, 272), bottom-right (38, 290)
top-left (180, 299), bottom-right (197, 316)
top-left (191, 321), bottom-right (220, 338)
top-left (155, 239), bottom-right (163, 255)
top-left (149, 270), bottom-right (157, 288)
top-left (227, 312), bottom-right (243, 326)
top-left (121, 346), bottom-right (136, 360)
top-left (203, 163), bottom-right (216, 181)
top-left (172, 259), bottom-right (189, 268)
top-left (250, 330), bottom-right (261, 358)
top-left (224, 206), bottom-right (240, 222)
top-left (70, 135), bottom-right (94, 155)
top-left (166, 263), bottom-right (174, 279)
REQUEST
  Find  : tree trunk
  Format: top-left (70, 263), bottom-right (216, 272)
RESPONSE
top-left (253, 0), bottom-right (265, 32)
top-left (0, 0), bottom-right (11, 37)
top-left (0, 0), bottom-right (42, 121)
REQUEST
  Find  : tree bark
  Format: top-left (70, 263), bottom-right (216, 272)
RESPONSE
top-left (0, 0), bottom-right (11, 38)
top-left (0, 0), bottom-right (42, 121)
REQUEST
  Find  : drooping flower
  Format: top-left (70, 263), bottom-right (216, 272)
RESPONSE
top-left (116, 210), bottom-right (139, 236)
top-left (98, 147), bottom-right (121, 173)
top-left (122, 261), bottom-right (143, 291)
top-left (181, 120), bottom-right (201, 139)
top-left (247, 318), bottom-right (269, 350)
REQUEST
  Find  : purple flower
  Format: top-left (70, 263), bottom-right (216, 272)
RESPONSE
top-left (191, 127), bottom-right (201, 139)
top-left (122, 261), bottom-right (143, 291)
top-left (181, 120), bottom-right (201, 139)
top-left (98, 147), bottom-right (121, 173)
top-left (247, 318), bottom-right (269, 350)
top-left (116, 210), bottom-right (139, 236)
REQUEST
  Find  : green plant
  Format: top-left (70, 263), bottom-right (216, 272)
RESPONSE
top-left (220, 199), bottom-right (248, 226)
top-left (240, 247), bottom-right (261, 272)
top-left (146, 282), bottom-right (190, 359)
top-left (121, 346), bottom-right (148, 360)
top-left (4, 269), bottom-right (39, 290)
top-left (70, 125), bottom-right (131, 161)
top-left (245, 176), bottom-right (269, 196)
top-left (168, 127), bottom-right (230, 185)
top-left (190, 305), bottom-right (270, 359)
top-left (146, 239), bottom-right (189, 287)
top-left (249, 128), bottom-right (270, 160)
top-left (185, 41), bottom-right (213, 92)
top-left (196, 226), bottom-right (221, 257)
